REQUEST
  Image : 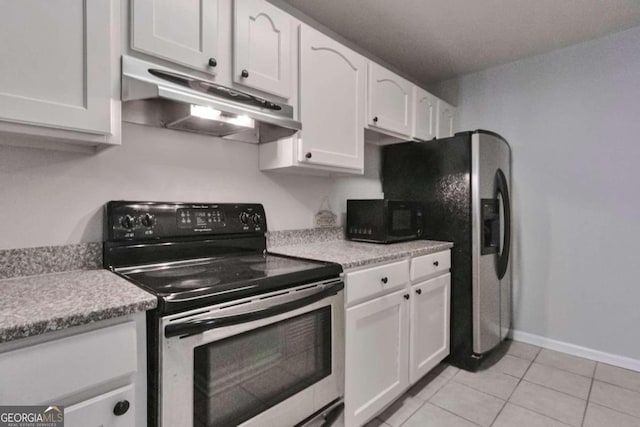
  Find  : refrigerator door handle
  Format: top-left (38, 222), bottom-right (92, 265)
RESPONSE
top-left (496, 168), bottom-right (511, 279)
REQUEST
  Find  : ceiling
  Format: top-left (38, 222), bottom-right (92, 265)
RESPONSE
top-left (282, 0), bottom-right (640, 85)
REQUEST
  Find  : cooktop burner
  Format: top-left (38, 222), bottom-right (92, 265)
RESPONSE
top-left (146, 266), bottom-right (208, 278)
top-left (155, 277), bottom-right (222, 293)
top-left (119, 252), bottom-right (335, 301)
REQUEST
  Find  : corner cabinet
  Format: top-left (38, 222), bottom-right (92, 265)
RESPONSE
top-left (345, 251), bottom-right (451, 426)
top-left (297, 24), bottom-right (366, 172)
top-left (131, 0), bottom-right (222, 76)
top-left (0, 0), bottom-right (119, 148)
top-left (233, 0), bottom-right (292, 98)
top-left (413, 86), bottom-right (438, 141)
top-left (367, 63), bottom-right (414, 138)
top-left (436, 99), bottom-right (456, 139)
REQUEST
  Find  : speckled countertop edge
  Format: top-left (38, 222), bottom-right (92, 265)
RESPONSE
top-left (270, 239), bottom-right (454, 270)
top-left (0, 269), bottom-right (157, 344)
top-left (267, 227), bottom-right (343, 247)
top-left (0, 242), bottom-right (102, 280)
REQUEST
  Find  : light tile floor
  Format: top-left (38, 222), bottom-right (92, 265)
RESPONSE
top-left (365, 340), bottom-right (640, 427)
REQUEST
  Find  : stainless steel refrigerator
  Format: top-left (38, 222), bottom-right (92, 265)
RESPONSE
top-left (382, 130), bottom-right (512, 370)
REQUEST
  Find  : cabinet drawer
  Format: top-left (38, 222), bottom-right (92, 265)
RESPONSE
top-left (65, 384), bottom-right (135, 427)
top-left (411, 250), bottom-right (451, 282)
top-left (346, 260), bottom-right (409, 305)
top-left (0, 322), bottom-right (137, 404)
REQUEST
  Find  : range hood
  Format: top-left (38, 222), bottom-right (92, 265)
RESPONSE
top-left (121, 56), bottom-right (301, 143)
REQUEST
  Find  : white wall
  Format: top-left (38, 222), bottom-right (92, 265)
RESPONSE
top-left (0, 123), bottom-right (353, 249)
top-left (330, 144), bottom-right (384, 225)
top-left (435, 26), bottom-right (640, 360)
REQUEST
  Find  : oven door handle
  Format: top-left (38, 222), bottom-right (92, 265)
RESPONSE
top-left (164, 281), bottom-right (344, 338)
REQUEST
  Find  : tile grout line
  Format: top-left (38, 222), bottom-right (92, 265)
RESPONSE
top-left (428, 404), bottom-right (484, 427)
top-left (450, 373), bottom-right (514, 401)
top-left (489, 351), bottom-right (538, 426)
top-left (533, 360), bottom-right (595, 379)
top-left (427, 387), bottom-right (489, 427)
top-left (517, 377), bottom-right (593, 401)
top-left (506, 401), bottom-right (573, 426)
top-left (428, 369), bottom-right (506, 427)
top-left (580, 367), bottom-right (596, 427)
top-left (592, 377), bottom-right (640, 394)
top-left (492, 353), bottom-right (535, 379)
top-left (534, 346), bottom-right (598, 379)
top-left (418, 370), bottom-right (485, 427)
top-left (393, 364), bottom-right (459, 427)
top-left (418, 366), bottom-right (489, 427)
top-left (505, 347), bottom-right (591, 426)
top-left (583, 384), bottom-right (640, 421)
top-left (403, 365), bottom-right (462, 425)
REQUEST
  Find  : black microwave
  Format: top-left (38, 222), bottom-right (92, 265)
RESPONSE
top-left (346, 199), bottom-right (423, 244)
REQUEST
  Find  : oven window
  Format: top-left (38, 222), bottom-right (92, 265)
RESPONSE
top-left (193, 307), bottom-right (332, 427)
top-left (391, 209), bottom-right (412, 231)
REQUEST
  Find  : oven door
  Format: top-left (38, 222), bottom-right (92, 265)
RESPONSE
top-left (159, 279), bottom-right (344, 427)
top-left (386, 201), bottom-right (423, 241)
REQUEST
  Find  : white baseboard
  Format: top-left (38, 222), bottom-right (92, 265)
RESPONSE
top-left (511, 330), bottom-right (640, 372)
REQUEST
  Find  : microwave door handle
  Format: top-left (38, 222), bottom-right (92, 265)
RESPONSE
top-left (164, 281), bottom-right (344, 338)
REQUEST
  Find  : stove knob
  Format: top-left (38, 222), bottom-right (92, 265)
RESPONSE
top-left (140, 213), bottom-right (155, 227)
top-left (239, 212), bottom-right (250, 225)
top-left (120, 215), bottom-right (135, 229)
top-left (250, 213), bottom-right (262, 226)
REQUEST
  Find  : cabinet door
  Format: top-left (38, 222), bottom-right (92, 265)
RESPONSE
top-left (65, 385), bottom-right (135, 427)
top-left (345, 289), bottom-right (409, 427)
top-left (299, 25), bottom-right (365, 171)
top-left (413, 86), bottom-right (437, 141)
top-left (132, 0), bottom-right (220, 74)
top-left (368, 63), bottom-right (414, 138)
top-left (409, 273), bottom-right (450, 384)
top-left (233, 0), bottom-right (291, 98)
top-left (0, 0), bottom-right (111, 134)
top-left (436, 99), bottom-right (456, 139)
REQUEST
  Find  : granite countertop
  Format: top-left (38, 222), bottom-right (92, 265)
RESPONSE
top-left (0, 269), bottom-right (157, 344)
top-left (270, 239), bottom-right (454, 270)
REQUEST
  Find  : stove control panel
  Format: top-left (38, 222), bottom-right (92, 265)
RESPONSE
top-left (106, 201), bottom-right (267, 241)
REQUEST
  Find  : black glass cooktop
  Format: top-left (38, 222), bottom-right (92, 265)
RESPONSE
top-left (117, 252), bottom-right (341, 312)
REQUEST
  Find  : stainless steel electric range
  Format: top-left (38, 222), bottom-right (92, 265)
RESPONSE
top-left (103, 201), bottom-right (345, 427)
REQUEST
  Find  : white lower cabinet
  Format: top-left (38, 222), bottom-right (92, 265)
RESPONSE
top-left (344, 251), bottom-right (451, 426)
top-left (65, 385), bottom-right (135, 427)
top-left (409, 273), bottom-right (451, 383)
top-left (345, 289), bottom-right (409, 427)
top-left (0, 314), bottom-right (147, 426)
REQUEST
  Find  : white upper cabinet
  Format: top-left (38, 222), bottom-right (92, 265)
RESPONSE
top-left (413, 86), bottom-right (438, 141)
top-left (436, 99), bottom-right (456, 139)
top-left (0, 0), bottom-right (113, 138)
top-left (233, 0), bottom-right (291, 98)
top-left (132, 0), bottom-right (221, 75)
top-left (298, 24), bottom-right (365, 171)
top-left (368, 63), bottom-right (414, 138)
